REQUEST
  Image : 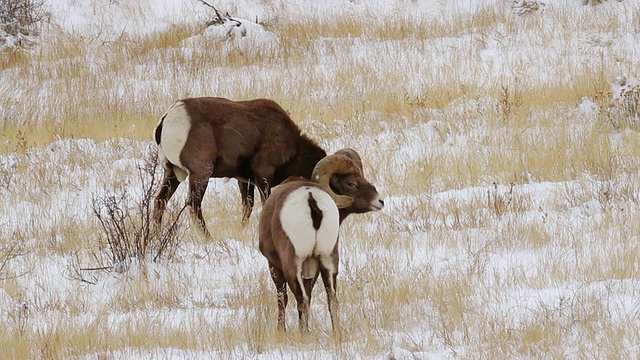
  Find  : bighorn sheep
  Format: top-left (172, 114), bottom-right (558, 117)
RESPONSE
top-left (152, 97), bottom-right (327, 235)
top-left (259, 149), bottom-right (384, 332)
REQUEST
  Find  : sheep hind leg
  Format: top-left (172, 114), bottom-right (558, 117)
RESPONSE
top-left (180, 122), bottom-right (216, 238)
top-left (301, 258), bottom-right (320, 307)
top-left (153, 165), bottom-right (181, 224)
top-left (268, 264), bottom-right (288, 331)
top-left (320, 260), bottom-right (341, 336)
top-left (283, 264), bottom-right (310, 332)
top-left (186, 170), bottom-right (213, 238)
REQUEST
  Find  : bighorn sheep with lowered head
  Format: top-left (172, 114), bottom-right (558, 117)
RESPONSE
top-left (152, 97), bottom-right (327, 235)
top-left (259, 148), bottom-right (384, 332)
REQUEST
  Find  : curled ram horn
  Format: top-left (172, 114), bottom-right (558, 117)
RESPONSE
top-left (334, 148), bottom-right (364, 175)
top-left (311, 154), bottom-right (357, 208)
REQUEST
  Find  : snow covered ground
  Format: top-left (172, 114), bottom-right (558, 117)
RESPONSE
top-left (1, 0), bottom-right (640, 358)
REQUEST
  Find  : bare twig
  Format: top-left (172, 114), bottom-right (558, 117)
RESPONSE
top-left (0, 0), bottom-right (49, 35)
top-left (0, 242), bottom-right (25, 280)
top-left (196, 0), bottom-right (225, 25)
top-left (80, 266), bottom-right (112, 271)
top-left (90, 144), bottom-right (186, 275)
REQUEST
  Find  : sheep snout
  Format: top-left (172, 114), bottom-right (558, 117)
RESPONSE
top-left (370, 197), bottom-right (385, 211)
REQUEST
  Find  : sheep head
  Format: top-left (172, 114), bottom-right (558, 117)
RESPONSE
top-left (311, 149), bottom-right (383, 215)
top-left (311, 153), bottom-right (357, 208)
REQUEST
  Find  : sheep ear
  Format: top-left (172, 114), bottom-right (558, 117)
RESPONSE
top-left (333, 195), bottom-right (354, 209)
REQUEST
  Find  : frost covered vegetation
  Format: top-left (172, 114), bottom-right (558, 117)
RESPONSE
top-left (0, 0), bottom-right (47, 52)
top-left (1, 0), bottom-right (640, 358)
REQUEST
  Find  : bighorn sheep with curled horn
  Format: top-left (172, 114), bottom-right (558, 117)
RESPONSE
top-left (259, 148), bottom-right (384, 332)
top-left (152, 97), bottom-right (327, 236)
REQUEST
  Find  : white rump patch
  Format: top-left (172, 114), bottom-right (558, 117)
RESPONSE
top-left (156, 101), bottom-right (191, 182)
top-left (280, 186), bottom-right (339, 260)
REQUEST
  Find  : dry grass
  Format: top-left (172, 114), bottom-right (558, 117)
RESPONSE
top-left (1, 0), bottom-right (640, 358)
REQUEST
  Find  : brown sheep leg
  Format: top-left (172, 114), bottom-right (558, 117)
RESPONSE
top-left (303, 276), bottom-right (317, 306)
top-left (254, 176), bottom-right (271, 204)
top-left (187, 172), bottom-right (212, 237)
top-left (269, 264), bottom-right (288, 331)
top-left (180, 122), bottom-right (216, 236)
top-left (283, 266), bottom-right (310, 332)
top-left (238, 181), bottom-right (255, 225)
top-left (251, 163), bottom-right (275, 204)
top-left (320, 262), bottom-right (341, 335)
top-left (153, 166), bottom-right (181, 224)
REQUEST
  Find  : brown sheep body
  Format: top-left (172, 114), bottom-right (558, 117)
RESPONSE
top-left (152, 97), bottom-right (327, 235)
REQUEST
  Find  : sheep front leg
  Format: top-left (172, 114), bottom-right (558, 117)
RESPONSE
top-left (238, 181), bottom-right (255, 225)
top-left (254, 176), bottom-right (271, 204)
top-left (252, 162), bottom-right (275, 204)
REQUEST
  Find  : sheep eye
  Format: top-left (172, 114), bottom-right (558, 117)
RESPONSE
top-left (347, 181), bottom-right (357, 188)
